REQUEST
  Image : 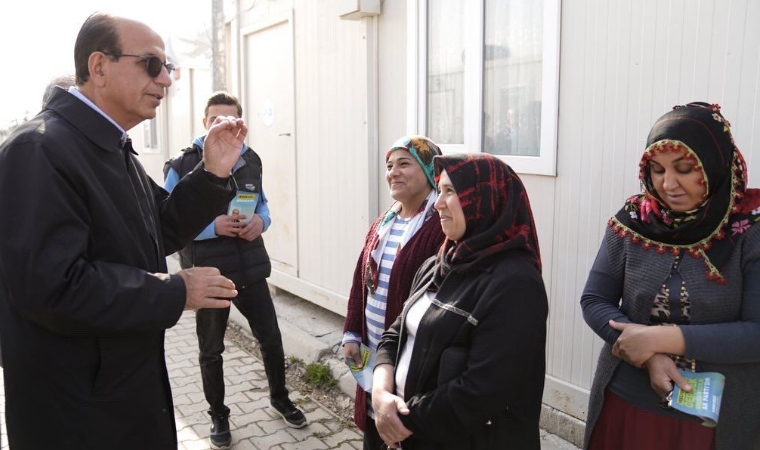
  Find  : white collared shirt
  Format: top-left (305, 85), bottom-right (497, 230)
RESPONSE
top-left (67, 87), bottom-right (128, 144)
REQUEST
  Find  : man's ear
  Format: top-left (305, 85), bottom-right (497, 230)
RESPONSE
top-left (202, 117), bottom-right (208, 129)
top-left (88, 52), bottom-right (108, 86)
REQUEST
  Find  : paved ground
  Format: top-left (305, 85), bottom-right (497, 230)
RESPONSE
top-left (0, 310), bottom-right (579, 450)
top-left (0, 311), bottom-right (363, 450)
top-left (168, 312), bottom-right (366, 449)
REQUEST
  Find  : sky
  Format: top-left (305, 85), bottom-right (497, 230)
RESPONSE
top-left (0, 0), bottom-right (212, 127)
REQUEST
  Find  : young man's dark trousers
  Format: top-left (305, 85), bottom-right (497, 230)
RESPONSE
top-left (196, 279), bottom-right (287, 416)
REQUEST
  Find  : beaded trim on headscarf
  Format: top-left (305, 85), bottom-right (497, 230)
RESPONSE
top-left (642, 140), bottom-right (709, 208)
top-left (609, 103), bottom-right (753, 284)
top-left (610, 151), bottom-right (744, 283)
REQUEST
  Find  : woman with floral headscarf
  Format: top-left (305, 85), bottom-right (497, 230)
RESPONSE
top-left (371, 153), bottom-right (548, 450)
top-left (343, 136), bottom-right (446, 449)
top-left (581, 102), bottom-right (760, 450)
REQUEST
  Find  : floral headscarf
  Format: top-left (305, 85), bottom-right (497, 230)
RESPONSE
top-left (432, 153), bottom-right (541, 285)
top-left (386, 135), bottom-right (441, 189)
top-left (611, 102), bottom-right (760, 283)
top-left (363, 136), bottom-right (443, 293)
top-left (379, 135), bottom-right (442, 227)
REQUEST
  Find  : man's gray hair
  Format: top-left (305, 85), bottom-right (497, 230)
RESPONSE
top-left (42, 74), bottom-right (77, 108)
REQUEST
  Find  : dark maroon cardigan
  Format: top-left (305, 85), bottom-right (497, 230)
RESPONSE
top-left (343, 210), bottom-right (446, 431)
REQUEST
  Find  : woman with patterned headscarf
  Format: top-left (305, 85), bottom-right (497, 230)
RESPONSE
top-left (581, 102), bottom-right (760, 450)
top-left (371, 153), bottom-right (548, 450)
top-left (343, 136), bottom-right (446, 449)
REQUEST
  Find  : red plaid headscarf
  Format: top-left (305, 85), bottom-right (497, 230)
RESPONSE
top-left (433, 153), bottom-right (541, 284)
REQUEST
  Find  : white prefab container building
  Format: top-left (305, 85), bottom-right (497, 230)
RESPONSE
top-left (139, 0), bottom-right (760, 445)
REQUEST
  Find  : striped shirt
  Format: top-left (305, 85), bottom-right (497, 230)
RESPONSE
top-left (366, 215), bottom-right (412, 350)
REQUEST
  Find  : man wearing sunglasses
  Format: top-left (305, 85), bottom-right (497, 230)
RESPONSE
top-left (0, 13), bottom-right (245, 450)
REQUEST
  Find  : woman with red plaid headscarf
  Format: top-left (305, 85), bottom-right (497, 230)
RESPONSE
top-left (371, 153), bottom-right (548, 450)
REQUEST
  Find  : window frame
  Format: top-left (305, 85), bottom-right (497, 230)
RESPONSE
top-left (407, 0), bottom-right (561, 176)
top-left (142, 117), bottom-right (161, 153)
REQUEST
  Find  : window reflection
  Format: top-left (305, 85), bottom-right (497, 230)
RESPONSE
top-left (483, 0), bottom-right (543, 156)
top-left (427, 0), bottom-right (465, 145)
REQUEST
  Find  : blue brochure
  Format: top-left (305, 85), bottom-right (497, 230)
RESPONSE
top-left (228, 191), bottom-right (259, 224)
top-left (347, 344), bottom-right (376, 393)
top-left (668, 370), bottom-right (725, 427)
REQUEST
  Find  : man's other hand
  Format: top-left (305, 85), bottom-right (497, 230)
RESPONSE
top-left (238, 214), bottom-right (264, 241)
top-left (178, 267), bottom-right (236, 310)
top-left (214, 214), bottom-right (246, 237)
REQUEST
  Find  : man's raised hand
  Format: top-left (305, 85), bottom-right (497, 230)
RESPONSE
top-left (203, 116), bottom-right (248, 178)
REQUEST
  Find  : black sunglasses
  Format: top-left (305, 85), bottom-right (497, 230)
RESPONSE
top-left (102, 52), bottom-right (175, 78)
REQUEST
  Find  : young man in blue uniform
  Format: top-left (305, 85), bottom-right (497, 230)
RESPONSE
top-left (164, 92), bottom-right (307, 449)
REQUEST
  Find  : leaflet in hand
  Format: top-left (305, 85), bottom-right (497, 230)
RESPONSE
top-left (667, 370), bottom-right (725, 427)
top-left (347, 344), bottom-right (375, 393)
top-left (228, 191), bottom-right (259, 224)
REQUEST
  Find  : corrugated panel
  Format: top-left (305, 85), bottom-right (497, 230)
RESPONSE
top-left (548, 0), bottom-right (760, 411)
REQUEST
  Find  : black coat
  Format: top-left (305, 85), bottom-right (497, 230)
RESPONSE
top-left (166, 145), bottom-right (272, 288)
top-left (376, 254), bottom-right (548, 450)
top-left (0, 89), bottom-right (234, 449)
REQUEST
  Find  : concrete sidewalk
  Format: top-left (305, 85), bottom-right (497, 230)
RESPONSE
top-left (0, 309), bottom-right (580, 449)
top-left (0, 310), bottom-right (579, 449)
top-left (0, 310), bottom-right (364, 450)
top-left (0, 255), bottom-right (581, 449)
top-left (0, 255), bottom-right (581, 448)
top-left (167, 311), bottom-right (364, 449)
top-left (167, 311), bottom-right (580, 449)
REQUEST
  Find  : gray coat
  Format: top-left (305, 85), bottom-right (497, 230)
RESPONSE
top-left (583, 224), bottom-right (760, 449)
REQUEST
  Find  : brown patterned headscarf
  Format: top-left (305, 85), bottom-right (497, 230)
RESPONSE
top-left (364, 136), bottom-right (443, 293)
top-left (433, 153), bottom-right (541, 285)
top-left (386, 135), bottom-right (442, 189)
top-left (611, 102), bottom-right (760, 283)
top-left (379, 135), bottom-right (442, 227)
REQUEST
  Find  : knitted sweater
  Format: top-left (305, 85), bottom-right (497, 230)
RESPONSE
top-left (344, 211), bottom-right (445, 430)
top-left (582, 224), bottom-right (760, 450)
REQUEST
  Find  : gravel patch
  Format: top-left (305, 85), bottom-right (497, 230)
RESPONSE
top-left (224, 322), bottom-right (357, 429)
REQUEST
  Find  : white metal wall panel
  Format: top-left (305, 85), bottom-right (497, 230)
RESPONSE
top-left (231, 0), bottom-right (371, 314)
top-left (242, 15), bottom-right (299, 275)
top-left (548, 0), bottom-right (760, 420)
top-left (377, 0), bottom-right (410, 211)
top-left (292, 0), bottom-right (373, 312)
top-left (227, 0), bottom-right (760, 423)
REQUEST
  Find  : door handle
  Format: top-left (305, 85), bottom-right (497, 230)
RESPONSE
top-left (278, 133), bottom-right (291, 137)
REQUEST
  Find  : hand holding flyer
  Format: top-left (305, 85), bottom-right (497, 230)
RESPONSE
top-left (228, 191), bottom-right (259, 223)
top-left (347, 344), bottom-right (375, 392)
top-left (667, 370), bottom-right (725, 427)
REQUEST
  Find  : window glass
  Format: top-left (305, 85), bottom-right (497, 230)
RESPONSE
top-left (143, 117), bottom-right (159, 150)
top-left (482, 0), bottom-right (543, 156)
top-left (427, 0), bottom-right (465, 145)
